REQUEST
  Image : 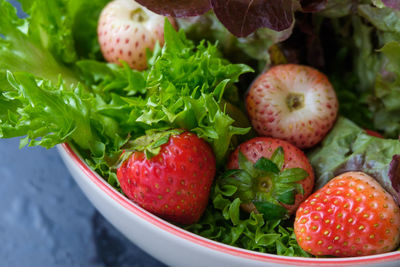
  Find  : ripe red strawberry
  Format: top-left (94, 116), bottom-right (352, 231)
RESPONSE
top-left (223, 137), bottom-right (314, 217)
top-left (294, 171), bottom-right (400, 257)
top-left (98, 0), bottom-right (176, 70)
top-left (246, 64), bottom-right (339, 149)
top-left (117, 131), bottom-right (216, 225)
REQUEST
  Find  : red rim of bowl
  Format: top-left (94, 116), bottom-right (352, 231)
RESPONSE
top-left (61, 143), bottom-right (400, 266)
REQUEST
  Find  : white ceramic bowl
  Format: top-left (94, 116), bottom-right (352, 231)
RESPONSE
top-left (58, 143), bottom-right (400, 267)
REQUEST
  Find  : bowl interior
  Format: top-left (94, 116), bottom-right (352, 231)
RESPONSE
top-left (61, 142), bottom-right (400, 266)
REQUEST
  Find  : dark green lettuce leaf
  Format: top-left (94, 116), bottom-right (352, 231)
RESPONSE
top-left (317, 0), bottom-right (400, 18)
top-left (308, 117), bottom-right (400, 204)
top-left (178, 12), bottom-right (293, 69)
top-left (353, 5), bottom-right (400, 137)
top-left (380, 41), bottom-right (400, 72)
top-left (319, 4), bottom-right (400, 136)
top-left (67, 0), bottom-right (112, 60)
top-left (312, 15), bottom-right (374, 129)
top-left (351, 16), bottom-right (383, 93)
top-left (369, 41), bottom-right (400, 137)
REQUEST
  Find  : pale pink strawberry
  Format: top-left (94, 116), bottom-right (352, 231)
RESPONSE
top-left (97, 0), bottom-right (176, 70)
top-left (246, 64), bottom-right (339, 149)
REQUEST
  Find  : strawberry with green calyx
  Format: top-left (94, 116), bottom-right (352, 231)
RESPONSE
top-left (117, 130), bottom-right (216, 225)
top-left (221, 137), bottom-right (315, 220)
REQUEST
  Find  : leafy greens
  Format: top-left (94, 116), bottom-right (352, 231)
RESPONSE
top-left (0, 0), bottom-right (251, 173)
top-left (2, 0), bottom-right (400, 259)
top-left (187, 182), bottom-right (310, 257)
top-left (308, 117), bottom-right (400, 204)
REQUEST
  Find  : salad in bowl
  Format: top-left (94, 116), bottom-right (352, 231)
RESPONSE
top-left (1, 0), bottom-right (400, 264)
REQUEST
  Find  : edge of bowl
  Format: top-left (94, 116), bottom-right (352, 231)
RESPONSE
top-left (61, 142), bottom-right (400, 266)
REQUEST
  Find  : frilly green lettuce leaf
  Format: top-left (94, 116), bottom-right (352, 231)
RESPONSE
top-left (76, 60), bottom-right (148, 98)
top-left (308, 117), bottom-right (400, 204)
top-left (186, 183), bottom-right (310, 257)
top-left (0, 6), bottom-right (252, 168)
top-left (0, 71), bottom-right (127, 159)
top-left (109, 21), bottom-right (254, 164)
top-left (0, 0), bottom-right (127, 166)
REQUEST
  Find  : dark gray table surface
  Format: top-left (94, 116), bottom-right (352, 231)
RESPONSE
top-left (0, 138), bottom-right (165, 267)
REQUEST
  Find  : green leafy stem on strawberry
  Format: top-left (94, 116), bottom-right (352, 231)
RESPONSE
top-left (218, 147), bottom-right (308, 221)
top-left (119, 129), bottom-right (184, 161)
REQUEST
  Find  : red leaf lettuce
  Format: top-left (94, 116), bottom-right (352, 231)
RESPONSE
top-left (135, 0), bottom-right (326, 37)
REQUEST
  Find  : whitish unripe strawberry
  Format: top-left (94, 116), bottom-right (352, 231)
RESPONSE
top-left (246, 64), bottom-right (338, 148)
top-left (98, 0), bottom-right (176, 70)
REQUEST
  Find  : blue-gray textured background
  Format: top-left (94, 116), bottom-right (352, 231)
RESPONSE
top-left (0, 1), bottom-right (165, 266)
top-left (0, 141), bottom-right (166, 267)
